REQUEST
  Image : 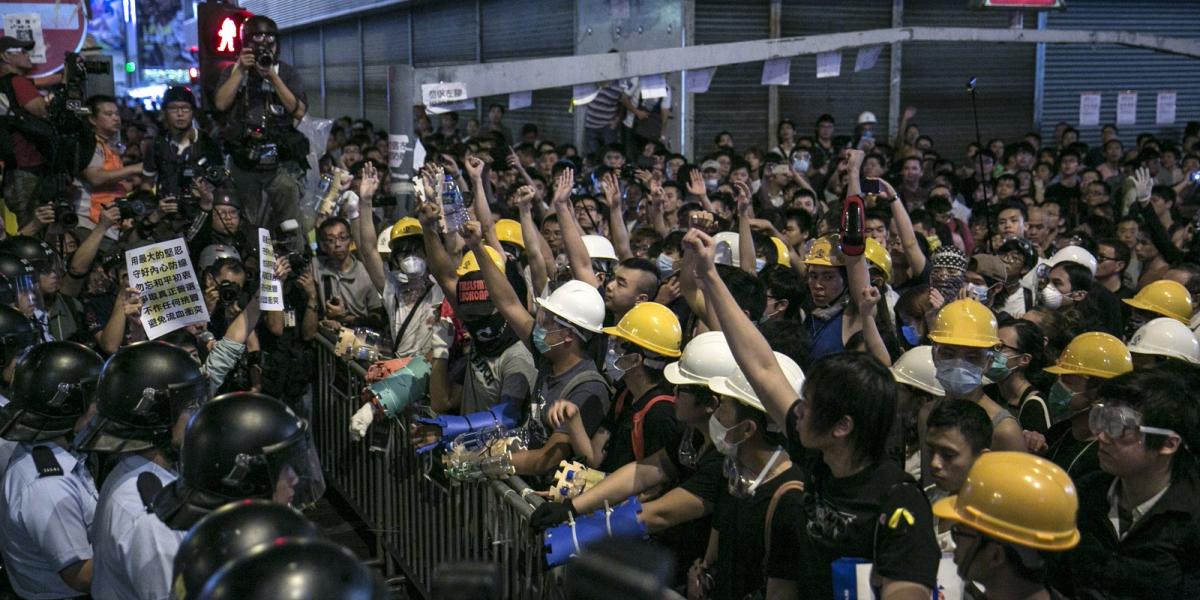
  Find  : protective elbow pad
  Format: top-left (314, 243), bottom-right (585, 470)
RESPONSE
top-left (414, 401), bottom-right (521, 454)
top-left (543, 496), bottom-right (647, 567)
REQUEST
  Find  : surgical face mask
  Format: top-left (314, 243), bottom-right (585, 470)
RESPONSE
top-left (1047, 379), bottom-right (1081, 420)
top-left (793, 158), bottom-right (810, 173)
top-left (708, 414), bottom-right (745, 456)
top-left (935, 357), bottom-right (985, 397)
top-left (724, 448), bottom-right (783, 499)
top-left (985, 352), bottom-right (1015, 382)
top-left (769, 195), bottom-right (786, 208)
top-left (966, 283), bottom-right (989, 303)
top-left (532, 325), bottom-right (565, 354)
top-left (755, 257), bottom-right (767, 272)
top-left (656, 253), bottom-right (675, 277)
top-left (399, 255), bottom-right (426, 277)
top-left (900, 324), bottom-right (922, 347)
top-left (604, 347), bottom-right (637, 382)
top-left (705, 178), bottom-right (719, 191)
top-left (1039, 282), bottom-right (1064, 309)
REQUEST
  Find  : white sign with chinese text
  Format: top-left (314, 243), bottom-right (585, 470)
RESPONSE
top-left (685, 67), bottom-right (716, 94)
top-left (1116, 91), bottom-right (1137, 126)
top-left (817, 51), bottom-right (842, 79)
top-left (125, 238), bottom-right (209, 339)
top-left (3, 14), bottom-right (46, 64)
top-left (258, 229), bottom-right (284, 311)
top-left (1078, 92), bottom-right (1101, 127)
top-left (762, 58), bottom-right (791, 86)
top-left (508, 90), bottom-right (532, 111)
top-left (421, 81), bottom-right (468, 107)
top-left (1156, 91), bottom-right (1177, 125)
top-left (855, 46), bottom-right (883, 72)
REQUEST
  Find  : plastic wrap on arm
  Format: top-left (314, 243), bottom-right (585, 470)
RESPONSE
top-left (544, 496), bottom-right (647, 567)
top-left (413, 400), bottom-right (521, 454)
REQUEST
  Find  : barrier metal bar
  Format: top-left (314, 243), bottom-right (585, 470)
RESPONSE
top-left (311, 335), bottom-right (554, 599)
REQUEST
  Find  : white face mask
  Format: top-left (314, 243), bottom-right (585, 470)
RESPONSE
top-left (967, 283), bottom-right (989, 303)
top-left (1039, 282), bottom-right (1064, 309)
top-left (769, 195), bottom-right (786, 208)
top-left (708, 413), bottom-right (744, 456)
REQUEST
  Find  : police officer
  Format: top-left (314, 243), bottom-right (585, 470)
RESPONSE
top-left (196, 538), bottom-right (385, 599)
top-left (0, 305), bottom-right (41, 480)
top-left (171, 500), bottom-right (321, 599)
top-left (152, 391), bottom-right (324, 532)
top-left (0, 341), bottom-right (103, 598)
top-left (141, 85), bottom-right (224, 224)
top-left (0, 253), bottom-right (45, 331)
top-left (0, 236), bottom-right (83, 342)
top-left (213, 15), bottom-right (308, 228)
top-left (78, 341), bottom-right (210, 600)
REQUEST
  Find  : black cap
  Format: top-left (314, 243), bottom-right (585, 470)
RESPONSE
top-left (212, 188), bottom-right (240, 209)
top-left (0, 37), bottom-right (34, 53)
top-left (162, 85), bottom-right (196, 109)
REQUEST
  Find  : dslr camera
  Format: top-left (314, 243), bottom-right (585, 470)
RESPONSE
top-left (114, 190), bottom-right (159, 221)
top-left (40, 197), bottom-right (78, 228)
top-left (177, 159), bottom-right (229, 216)
top-left (252, 43), bottom-right (275, 70)
top-left (274, 219), bottom-right (311, 277)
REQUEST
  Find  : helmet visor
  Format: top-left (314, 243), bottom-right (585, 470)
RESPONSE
top-left (264, 427), bottom-right (325, 511)
top-left (3, 272), bottom-right (43, 317)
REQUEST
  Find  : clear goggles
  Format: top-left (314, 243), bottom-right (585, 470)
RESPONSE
top-left (1089, 403), bottom-right (1180, 443)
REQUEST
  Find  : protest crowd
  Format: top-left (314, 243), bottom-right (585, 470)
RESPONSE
top-left (1, 11), bottom-right (1200, 600)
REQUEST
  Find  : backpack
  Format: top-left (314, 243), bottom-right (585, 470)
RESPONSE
top-left (611, 388), bottom-right (675, 461)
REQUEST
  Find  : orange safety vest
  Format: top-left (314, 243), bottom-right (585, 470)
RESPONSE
top-left (89, 136), bottom-right (129, 223)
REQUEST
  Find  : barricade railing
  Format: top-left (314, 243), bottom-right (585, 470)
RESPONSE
top-left (311, 334), bottom-right (556, 599)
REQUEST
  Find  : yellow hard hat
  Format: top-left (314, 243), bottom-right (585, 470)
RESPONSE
top-left (389, 217), bottom-right (422, 244)
top-left (456, 245), bottom-right (507, 277)
top-left (864, 238), bottom-right (892, 282)
top-left (602, 302), bottom-right (682, 358)
top-left (770, 237), bottom-right (791, 267)
top-left (932, 452), bottom-right (1080, 552)
top-left (927, 299), bottom-right (1000, 349)
top-left (802, 235), bottom-right (844, 268)
top-left (495, 219), bottom-right (525, 249)
top-left (1123, 280), bottom-right (1193, 324)
top-left (1044, 332), bottom-right (1132, 379)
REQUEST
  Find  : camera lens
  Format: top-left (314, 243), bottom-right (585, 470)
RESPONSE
top-left (219, 281), bottom-right (240, 305)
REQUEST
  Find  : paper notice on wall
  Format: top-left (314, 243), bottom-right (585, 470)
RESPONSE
top-left (508, 90), bottom-right (532, 111)
top-left (855, 45), bottom-right (883, 72)
top-left (1116, 91), bottom-right (1137, 126)
top-left (639, 74), bottom-right (668, 99)
top-left (1156, 91), bottom-right (1177, 125)
top-left (3, 14), bottom-right (46, 64)
top-left (572, 83), bottom-right (600, 106)
top-left (761, 58), bottom-right (791, 86)
top-left (1078, 92), bottom-right (1101, 127)
top-left (421, 81), bottom-right (467, 107)
top-left (816, 51), bottom-right (842, 79)
top-left (425, 99), bottom-right (475, 115)
top-left (387, 134), bottom-right (410, 170)
top-left (125, 239), bottom-right (209, 340)
top-left (685, 67), bottom-right (716, 93)
top-left (258, 229), bottom-right (285, 311)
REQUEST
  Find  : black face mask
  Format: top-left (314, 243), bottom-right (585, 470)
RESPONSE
top-left (463, 312), bottom-right (515, 357)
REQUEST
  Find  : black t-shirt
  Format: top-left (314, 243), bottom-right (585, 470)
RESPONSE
top-left (1045, 420), bottom-right (1100, 482)
top-left (671, 430), bottom-right (727, 506)
top-left (654, 429), bottom-right (724, 588)
top-left (598, 383), bottom-right (681, 473)
top-left (712, 464), bottom-right (805, 600)
top-left (785, 402), bottom-right (940, 596)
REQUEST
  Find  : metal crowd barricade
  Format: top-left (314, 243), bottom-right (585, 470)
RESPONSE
top-left (311, 335), bottom-right (556, 599)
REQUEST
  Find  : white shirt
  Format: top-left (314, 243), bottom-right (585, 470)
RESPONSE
top-left (1107, 479), bottom-right (1169, 540)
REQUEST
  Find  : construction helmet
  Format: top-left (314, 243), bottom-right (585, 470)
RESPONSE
top-left (714, 232), bottom-right (740, 267)
top-left (770, 237), bottom-right (791, 267)
top-left (375, 227), bottom-right (393, 255)
top-left (1044, 332), bottom-right (1132, 379)
top-left (1126, 317), bottom-right (1200, 365)
top-left (864, 237), bottom-right (892, 282)
top-left (389, 217), bottom-right (422, 245)
top-left (602, 302), bottom-right (682, 358)
top-left (932, 451), bottom-right (1080, 552)
top-left (890, 346), bottom-right (945, 397)
top-left (707, 352), bottom-right (804, 413)
top-left (927, 299), bottom-right (1000, 349)
top-left (495, 219), bottom-right (525, 249)
top-left (581, 235), bottom-right (617, 262)
top-left (664, 331), bottom-right (738, 387)
top-left (456, 245), bottom-right (506, 277)
top-left (802, 235), bottom-right (845, 268)
top-left (1123, 280), bottom-right (1193, 324)
top-left (1047, 245), bottom-right (1097, 276)
top-left (535, 280), bottom-right (605, 334)
top-left (857, 111), bottom-right (877, 125)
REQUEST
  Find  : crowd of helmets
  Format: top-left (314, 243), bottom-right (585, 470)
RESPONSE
top-left (1, 58), bottom-right (1200, 599)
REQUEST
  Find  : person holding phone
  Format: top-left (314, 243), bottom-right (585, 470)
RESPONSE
top-left (314, 216), bottom-right (385, 328)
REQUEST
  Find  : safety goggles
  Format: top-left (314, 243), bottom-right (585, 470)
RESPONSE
top-left (1089, 403), bottom-right (1180, 442)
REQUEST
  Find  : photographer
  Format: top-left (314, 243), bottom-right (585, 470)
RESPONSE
top-left (79, 94), bottom-right (143, 231)
top-left (213, 16), bottom-right (307, 229)
top-left (0, 36), bottom-right (52, 226)
top-left (141, 85), bottom-right (224, 228)
top-left (189, 189), bottom-right (255, 260)
top-left (199, 247), bottom-right (261, 392)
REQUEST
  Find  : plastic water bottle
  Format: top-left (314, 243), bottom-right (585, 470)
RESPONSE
top-left (442, 174), bottom-right (467, 231)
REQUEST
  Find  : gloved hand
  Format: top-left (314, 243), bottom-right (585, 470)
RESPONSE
top-left (349, 403), bottom-right (375, 441)
top-left (1133, 166), bottom-right (1153, 203)
top-left (342, 191), bottom-right (361, 220)
top-left (530, 499), bottom-right (575, 530)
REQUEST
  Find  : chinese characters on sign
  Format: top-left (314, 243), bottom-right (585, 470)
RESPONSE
top-left (125, 238), bottom-right (210, 339)
top-left (258, 228), bottom-right (284, 311)
top-left (421, 82), bottom-right (468, 107)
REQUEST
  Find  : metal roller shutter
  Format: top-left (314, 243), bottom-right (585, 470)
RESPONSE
top-left (323, 19), bottom-right (362, 121)
top-left (693, 0), bottom-right (770, 157)
top-left (477, 87), bottom-right (573, 148)
top-left (779, 0), bottom-right (892, 143)
top-left (290, 28), bottom-right (323, 118)
top-left (412, 1), bottom-right (478, 67)
top-left (901, 0), bottom-right (1035, 156)
top-left (363, 9), bottom-right (411, 128)
top-left (1041, 0), bottom-right (1200, 145)
top-left (241, 0), bottom-right (403, 31)
top-left (480, 0), bottom-right (574, 62)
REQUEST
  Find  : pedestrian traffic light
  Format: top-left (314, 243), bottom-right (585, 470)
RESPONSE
top-left (196, 3), bottom-right (253, 110)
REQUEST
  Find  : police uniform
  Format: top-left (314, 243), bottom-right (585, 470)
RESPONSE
top-left (0, 392), bottom-right (18, 479)
top-left (90, 454), bottom-right (183, 600)
top-left (0, 442), bottom-right (97, 599)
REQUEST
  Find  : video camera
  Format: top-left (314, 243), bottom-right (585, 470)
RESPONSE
top-left (274, 219), bottom-right (311, 276)
top-left (177, 158), bottom-right (229, 217)
top-left (253, 44), bottom-right (275, 70)
top-left (114, 189), bottom-right (159, 221)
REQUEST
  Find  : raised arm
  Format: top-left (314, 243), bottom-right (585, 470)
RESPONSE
top-left (462, 221), bottom-right (534, 343)
top-left (552, 168), bottom-right (600, 288)
top-left (64, 205), bottom-right (120, 298)
top-left (514, 186), bottom-right (551, 296)
top-left (353, 162), bottom-right (387, 293)
top-left (735, 182), bottom-right (757, 274)
top-left (602, 172), bottom-right (633, 261)
top-left (877, 177), bottom-right (926, 277)
top-left (685, 168), bottom-right (715, 212)
top-left (685, 229), bottom-right (796, 430)
top-left (464, 156), bottom-right (504, 257)
top-left (417, 202), bottom-right (459, 308)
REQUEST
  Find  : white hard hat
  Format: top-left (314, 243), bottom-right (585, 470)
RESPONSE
top-left (891, 346), bottom-right (946, 397)
top-left (857, 111), bottom-right (878, 125)
top-left (1047, 246), bottom-right (1097, 276)
top-left (198, 244), bottom-right (241, 271)
top-left (581, 234), bottom-right (617, 262)
top-left (377, 225), bottom-right (393, 255)
top-left (707, 352), bottom-right (804, 413)
top-left (535, 279), bottom-right (605, 334)
top-left (664, 331), bottom-right (738, 387)
top-left (1127, 317), bottom-right (1200, 364)
top-left (714, 231), bottom-right (739, 267)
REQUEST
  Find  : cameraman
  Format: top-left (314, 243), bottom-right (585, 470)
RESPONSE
top-left (189, 189), bottom-right (254, 260)
top-left (79, 94), bottom-right (143, 231)
top-left (141, 85), bottom-right (223, 222)
top-left (213, 15), bottom-right (307, 229)
top-left (0, 36), bottom-right (51, 226)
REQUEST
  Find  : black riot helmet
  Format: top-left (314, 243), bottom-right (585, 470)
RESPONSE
top-left (196, 538), bottom-right (386, 600)
top-left (0, 236), bottom-right (57, 272)
top-left (0, 254), bottom-right (41, 312)
top-left (153, 392), bottom-right (325, 530)
top-left (74, 341), bottom-right (208, 454)
top-left (172, 500), bottom-right (322, 600)
top-left (0, 305), bottom-right (39, 372)
top-left (0, 342), bottom-right (102, 442)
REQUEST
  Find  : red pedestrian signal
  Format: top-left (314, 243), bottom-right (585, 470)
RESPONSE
top-left (196, 4), bottom-right (253, 109)
top-left (216, 17), bottom-right (239, 53)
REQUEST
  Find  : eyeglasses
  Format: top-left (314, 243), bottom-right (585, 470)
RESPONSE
top-left (322, 235), bottom-right (352, 244)
top-left (1089, 403), bottom-right (1180, 442)
top-left (251, 33), bottom-right (277, 44)
top-left (165, 105), bottom-right (192, 114)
